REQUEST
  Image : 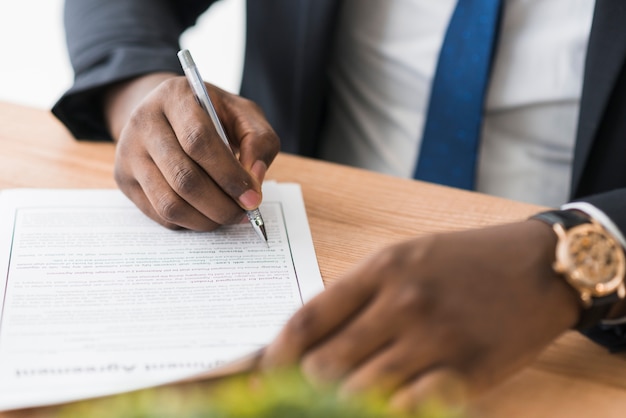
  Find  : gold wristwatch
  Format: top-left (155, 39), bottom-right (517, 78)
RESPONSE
top-left (531, 210), bottom-right (626, 330)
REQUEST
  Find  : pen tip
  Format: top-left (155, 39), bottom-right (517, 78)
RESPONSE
top-left (260, 225), bottom-right (269, 247)
top-left (247, 209), bottom-right (268, 246)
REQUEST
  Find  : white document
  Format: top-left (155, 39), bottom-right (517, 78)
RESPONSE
top-left (0, 183), bottom-right (324, 411)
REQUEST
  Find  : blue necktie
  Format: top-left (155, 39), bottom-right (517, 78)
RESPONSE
top-left (413, 0), bottom-right (503, 190)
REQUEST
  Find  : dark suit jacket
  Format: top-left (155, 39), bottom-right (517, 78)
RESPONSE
top-left (52, 0), bottom-right (626, 349)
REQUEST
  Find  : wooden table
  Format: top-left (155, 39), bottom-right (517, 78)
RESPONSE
top-left (1, 101), bottom-right (626, 417)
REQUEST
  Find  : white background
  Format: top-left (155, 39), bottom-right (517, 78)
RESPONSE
top-left (0, 0), bottom-right (245, 110)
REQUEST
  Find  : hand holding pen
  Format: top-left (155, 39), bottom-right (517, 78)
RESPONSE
top-left (105, 50), bottom-right (279, 235)
top-left (178, 49), bottom-right (268, 244)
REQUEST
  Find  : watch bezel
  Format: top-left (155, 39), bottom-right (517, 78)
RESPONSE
top-left (553, 222), bottom-right (626, 300)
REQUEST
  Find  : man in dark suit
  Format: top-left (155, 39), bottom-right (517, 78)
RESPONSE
top-left (53, 0), bottom-right (626, 410)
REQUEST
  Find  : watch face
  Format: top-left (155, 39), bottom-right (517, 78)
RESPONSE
top-left (556, 223), bottom-right (626, 296)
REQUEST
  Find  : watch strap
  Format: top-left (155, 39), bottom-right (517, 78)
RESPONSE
top-left (530, 209), bottom-right (589, 229)
top-left (575, 294), bottom-right (619, 331)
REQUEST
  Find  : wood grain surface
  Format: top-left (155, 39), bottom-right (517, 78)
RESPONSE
top-left (1, 101), bottom-right (626, 417)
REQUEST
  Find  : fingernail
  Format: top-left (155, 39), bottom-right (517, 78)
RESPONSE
top-left (239, 189), bottom-right (261, 209)
top-left (251, 160), bottom-right (268, 184)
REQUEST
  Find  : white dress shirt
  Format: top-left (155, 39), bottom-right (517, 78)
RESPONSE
top-left (318, 0), bottom-right (595, 208)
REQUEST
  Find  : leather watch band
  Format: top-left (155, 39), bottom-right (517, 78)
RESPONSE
top-left (531, 209), bottom-right (589, 230)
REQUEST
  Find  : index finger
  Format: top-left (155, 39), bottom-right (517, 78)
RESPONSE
top-left (260, 261), bottom-right (380, 369)
top-left (171, 88), bottom-right (260, 197)
top-left (213, 87), bottom-right (280, 180)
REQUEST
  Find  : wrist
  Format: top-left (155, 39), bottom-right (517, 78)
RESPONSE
top-left (523, 218), bottom-right (583, 329)
top-left (530, 210), bottom-right (626, 330)
top-left (103, 72), bottom-right (179, 140)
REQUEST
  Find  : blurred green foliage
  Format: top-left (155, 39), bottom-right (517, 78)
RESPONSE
top-left (54, 369), bottom-right (463, 418)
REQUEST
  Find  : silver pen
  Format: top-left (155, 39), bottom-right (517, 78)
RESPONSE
top-left (177, 49), bottom-right (268, 245)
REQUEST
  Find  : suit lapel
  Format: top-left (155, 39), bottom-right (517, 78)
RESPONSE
top-left (291, 0), bottom-right (341, 156)
top-left (572, 0), bottom-right (626, 194)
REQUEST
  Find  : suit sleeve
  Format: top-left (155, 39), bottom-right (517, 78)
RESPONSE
top-left (51, 0), bottom-right (215, 140)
